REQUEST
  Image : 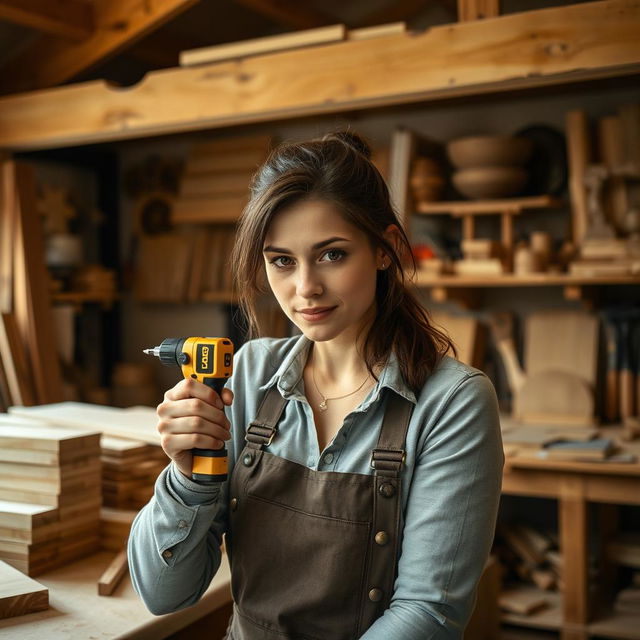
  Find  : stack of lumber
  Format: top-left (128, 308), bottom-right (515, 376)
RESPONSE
top-left (101, 436), bottom-right (168, 510)
top-left (100, 507), bottom-right (137, 552)
top-left (172, 134), bottom-right (272, 225)
top-left (8, 403), bottom-right (168, 509)
top-left (0, 415), bottom-right (102, 576)
top-left (0, 160), bottom-right (63, 409)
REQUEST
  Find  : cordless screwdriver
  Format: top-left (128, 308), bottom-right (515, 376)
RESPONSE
top-left (143, 337), bottom-right (234, 483)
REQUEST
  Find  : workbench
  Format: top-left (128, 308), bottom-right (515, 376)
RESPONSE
top-left (0, 551), bottom-right (231, 639)
top-left (502, 433), bottom-right (640, 640)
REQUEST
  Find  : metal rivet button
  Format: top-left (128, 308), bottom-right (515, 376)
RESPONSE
top-left (243, 453), bottom-right (254, 466)
top-left (178, 520), bottom-right (188, 529)
top-left (368, 588), bottom-right (383, 602)
top-left (379, 482), bottom-right (395, 498)
top-left (230, 497), bottom-right (238, 511)
top-left (374, 531), bottom-right (389, 546)
top-left (323, 452), bottom-right (334, 465)
top-left (162, 549), bottom-right (173, 559)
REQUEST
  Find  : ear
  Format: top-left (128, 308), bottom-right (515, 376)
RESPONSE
top-left (377, 224), bottom-right (403, 269)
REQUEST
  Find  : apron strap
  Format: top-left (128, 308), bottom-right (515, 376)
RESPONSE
top-left (370, 391), bottom-right (414, 478)
top-left (360, 391), bottom-right (414, 632)
top-left (245, 385), bottom-right (287, 450)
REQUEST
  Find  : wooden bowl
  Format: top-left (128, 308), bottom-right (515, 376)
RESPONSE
top-left (447, 136), bottom-right (533, 169)
top-left (452, 167), bottom-right (528, 199)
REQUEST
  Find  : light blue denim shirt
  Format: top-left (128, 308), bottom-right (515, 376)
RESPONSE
top-left (128, 335), bottom-right (503, 638)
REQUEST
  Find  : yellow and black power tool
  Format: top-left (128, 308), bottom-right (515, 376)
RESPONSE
top-left (143, 337), bottom-right (234, 484)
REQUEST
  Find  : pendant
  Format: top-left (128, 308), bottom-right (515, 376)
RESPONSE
top-left (319, 400), bottom-right (328, 411)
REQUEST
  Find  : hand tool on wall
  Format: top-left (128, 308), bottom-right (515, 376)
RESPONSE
top-left (143, 337), bottom-right (234, 483)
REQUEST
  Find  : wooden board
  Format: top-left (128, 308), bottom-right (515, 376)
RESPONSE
top-left (180, 24), bottom-right (346, 66)
top-left (9, 402), bottom-right (161, 445)
top-left (97, 550), bottom-right (128, 596)
top-left (431, 311), bottom-right (485, 369)
top-left (0, 161), bottom-right (14, 314)
top-left (12, 162), bottom-right (63, 404)
top-left (0, 560), bottom-right (48, 619)
top-left (1, 1), bottom-right (638, 150)
top-left (0, 312), bottom-right (35, 406)
top-left (524, 310), bottom-right (599, 386)
top-left (565, 109), bottom-right (591, 246)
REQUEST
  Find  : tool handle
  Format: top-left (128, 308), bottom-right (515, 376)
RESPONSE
top-left (191, 377), bottom-right (228, 484)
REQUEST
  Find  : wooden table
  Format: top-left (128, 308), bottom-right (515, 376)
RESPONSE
top-left (502, 445), bottom-right (640, 640)
top-left (0, 551), bottom-right (231, 639)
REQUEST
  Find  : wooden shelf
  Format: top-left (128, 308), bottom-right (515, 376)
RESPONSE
top-left (415, 195), bottom-right (563, 216)
top-left (414, 273), bottom-right (640, 288)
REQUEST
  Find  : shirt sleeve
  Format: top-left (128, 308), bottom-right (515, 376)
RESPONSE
top-left (361, 372), bottom-right (504, 639)
top-left (127, 461), bottom-right (229, 615)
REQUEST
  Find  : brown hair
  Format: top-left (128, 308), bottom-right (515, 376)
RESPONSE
top-left (231, 130), bottom-right (455, 391)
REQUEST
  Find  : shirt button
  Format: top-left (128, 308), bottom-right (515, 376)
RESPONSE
top-left (178, 520), bottom-right (188, 529)
top-left (323, 452), bottom-right (334, 465)
top-left (162, 549), bottom-right (173, 559)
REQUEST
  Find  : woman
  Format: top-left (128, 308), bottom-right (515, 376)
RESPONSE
top-left (128, 131), bottom-right (503, 639)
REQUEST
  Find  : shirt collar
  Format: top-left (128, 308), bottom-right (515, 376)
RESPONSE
top-left (259, 334), bottom-right (417, 407)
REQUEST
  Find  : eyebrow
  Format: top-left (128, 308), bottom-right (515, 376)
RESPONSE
top-left (263, 236), bottom-right (350, 254)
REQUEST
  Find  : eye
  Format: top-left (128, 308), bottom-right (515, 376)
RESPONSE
top-left (269, 255), bottom-right (295, 268)
top-left (320, 248), bottom-right (346, 263)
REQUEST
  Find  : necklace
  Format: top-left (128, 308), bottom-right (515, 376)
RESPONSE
top-left (311, 365), bottom-right (371, 412)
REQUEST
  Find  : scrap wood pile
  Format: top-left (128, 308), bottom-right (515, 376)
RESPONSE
top-left (494, 520), bottom-right (563, 617)
top-left (0, 160), bottom-right (64, 411)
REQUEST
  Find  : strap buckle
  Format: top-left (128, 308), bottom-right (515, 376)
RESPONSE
top-left (245, 422), bottom-right (276, 447)
top-left (370, 448), bottom-right (406, 471)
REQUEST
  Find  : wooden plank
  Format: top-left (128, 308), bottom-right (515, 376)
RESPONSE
top-left (566, 110), bottom-right (592, 246)
top-left (0, 160), bottom-right (14, 313)
top-left (0, 0), bottom-right (93, 40)
top-left (0, 312), bottom-right (36, 407)
top-left (12, 162), bottom-right (63, 404)
top-left (0, 1), bottom-right (638, 150)
top-left (171, 195), bottom-right (247, 224)
top-left (347, 23), bottom-right (406, 41)
top-left (9, 402), bottom-right (161, 446)
top-left (0, 560), bottom-right (48, 619)
top-left (180, 24), bottom-right (346, 66)
top-left (0, 0), bottom-right (199, 95)
top-left (388, 127), bottom-right (416, 231)
top-left (97, 550), bottom-right (128, 596)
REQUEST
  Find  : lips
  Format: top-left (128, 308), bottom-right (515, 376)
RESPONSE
top-left (296, 306), bottom-right (337, 322)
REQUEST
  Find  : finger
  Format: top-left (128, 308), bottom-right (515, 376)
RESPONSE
top-left (157, 415), bottom-right (231, 441)
top-left (221, 388), bottom-right (234, 406)
top-left (165, 378), bottom-right (223, 409)
top-left (161, 432), bottom-right (226, 459)
top-left (158, 396), bottom-right (230, 428)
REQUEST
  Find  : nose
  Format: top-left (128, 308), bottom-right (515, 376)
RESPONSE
top-left (296, 264), bottom-right (322, 299)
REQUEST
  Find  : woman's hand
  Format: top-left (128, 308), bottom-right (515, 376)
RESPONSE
top-left (156, 378), bottom-right (234, 479)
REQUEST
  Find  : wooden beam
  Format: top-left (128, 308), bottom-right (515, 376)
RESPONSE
top-left (0, 0), bottom-right (93, 40)
top-left (0, 0), bottom-right (200, 95)
top-left (0, 0), bottom-right (637, 150)
top-left (233, 0), bottom-right (336, 29)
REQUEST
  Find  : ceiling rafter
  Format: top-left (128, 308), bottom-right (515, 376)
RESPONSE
top-left (0, 0), bottom-right (93, 41)
top-left (0, 0), bottom-right (200, 95)
top-left (233, 0), bottom-right (336, 30)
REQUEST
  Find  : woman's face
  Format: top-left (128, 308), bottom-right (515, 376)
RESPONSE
top-left (263, 200), bottom-right (385, 345)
